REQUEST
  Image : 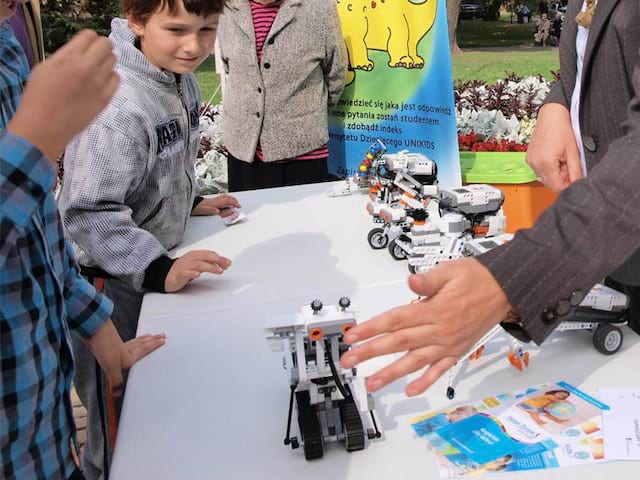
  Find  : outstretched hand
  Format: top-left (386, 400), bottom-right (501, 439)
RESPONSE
top-left (107, 334), bottom-right (166, 397)
top-left (86, 321), bottom-right (165, 397)
top-left (165, 250), bottom-right (231, 292)
top-left (340, 258), bottom-right (512, 396)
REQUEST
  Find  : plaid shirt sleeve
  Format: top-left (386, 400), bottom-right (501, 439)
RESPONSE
top-left (1, 130), bottom-right (113, 336)
top-left (0, 130), bottom-right (55, 268)
top-left (62, 239), bottom-right (114, 338)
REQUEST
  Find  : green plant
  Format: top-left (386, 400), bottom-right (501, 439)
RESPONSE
top-left (41, 0), bottom-right (121, 53)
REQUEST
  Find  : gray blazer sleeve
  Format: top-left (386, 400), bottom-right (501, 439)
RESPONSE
top-left (323, 0), bottom-right (347, 108)
top-left (477, 49), bottom-right (640, 344)
top-left (543, 78), bottom-right (570, 109)
top-left (60, 124), bottom-right (168, 291)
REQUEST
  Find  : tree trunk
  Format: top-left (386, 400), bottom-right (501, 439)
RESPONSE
top-left (446, 0), bottom-right (462, 55)
top-left (484, 0), bottom-right (503, 21)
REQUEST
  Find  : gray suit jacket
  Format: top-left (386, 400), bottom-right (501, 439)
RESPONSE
top-left (217, 0), bottom-right (347, 162)
top-left (478, 0), bottom-right (640, 344)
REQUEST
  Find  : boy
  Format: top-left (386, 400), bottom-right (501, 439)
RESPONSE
top-left (57, 1), bottom-right (237, 478)
top-left (1, 3), bottom-right (165, 479)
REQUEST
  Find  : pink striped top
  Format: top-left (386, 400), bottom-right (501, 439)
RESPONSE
top-left (250, 0), bottom-right (329, 161)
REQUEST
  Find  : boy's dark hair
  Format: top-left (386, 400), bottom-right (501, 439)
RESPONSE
top-left (121, 0), bottom-right (225, 23)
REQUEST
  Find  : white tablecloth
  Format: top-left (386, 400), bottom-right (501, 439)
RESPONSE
top-left (110, 182), bottom-right (640, 480)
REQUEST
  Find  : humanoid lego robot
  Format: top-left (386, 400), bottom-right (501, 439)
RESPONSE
top-left (265, 298), bottom-right (381, 460)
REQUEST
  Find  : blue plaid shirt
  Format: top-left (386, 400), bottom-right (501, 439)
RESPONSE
top-left (1, 25), bottom-right (114, 480)
top-left (0, 21), bottom-right (29, 129)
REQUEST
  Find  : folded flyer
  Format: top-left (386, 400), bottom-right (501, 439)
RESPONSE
top-left (436, 416), bottom-right (606, 477)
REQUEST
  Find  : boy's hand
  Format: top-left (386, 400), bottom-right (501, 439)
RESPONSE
top-left (7, 30), bottom-right (119, 163)
top-left (191, 194), bottom-right (241, 217)
top-left (85, 320), bottom-right (165, 397)
top-left (526, 103), bottom-right (582, 192)
top-left (165, 250), bottom-right (231, 292)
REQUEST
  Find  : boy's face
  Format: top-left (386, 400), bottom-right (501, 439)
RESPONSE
top-left (0, 1), bottom-right (26, 21)
top-left (128, 1), bottom-right (218, 74)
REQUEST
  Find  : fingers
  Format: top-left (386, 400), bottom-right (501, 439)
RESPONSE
top-left (405, 356), bottom-right (459, 396)
top-left (566, 142), bottom-right (583, 184)
top-left (84, 34), bottom-right (116, 69)
top-left (343, 302), bottom-right (426, 346)
top-left (359, 345), bottom-right (454, 394)
top-left (123, 334), bottom-right (166, 368)
top-left (187, 250), bottom-right (232, 270)
top-left (194, 260), bottom-right (225, 275)
top-left (166, 250), bottom-right (232, 292)
top-left (407, 267), bottom-right (448, 298)
top-left (194, 205), bottom-right (221, 216)
top-left (342, 323), bottom-right (435, 369)
top-left (537, 163), bottom-right (567, 192)
top-left (216, 194), bottom-right (241, 209)
top-left (56, 29), bottom-right (99, 56)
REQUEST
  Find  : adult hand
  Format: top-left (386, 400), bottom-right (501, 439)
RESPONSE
top-left (526, 102), bottom-right (582, 192)
top-left (7, 30), bottom-right (119, 163)
top-left (165, 250), bottom-right (231, 292)
top-left (191, 194), bottom-right (241, 217)
top-left (85, 320), bottom-right (165, 397)
top-left (340, 258), bottom-right (512, 397)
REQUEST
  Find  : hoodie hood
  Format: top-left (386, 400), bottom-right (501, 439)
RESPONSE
top-left (109, 18), bottom-right (177, 86)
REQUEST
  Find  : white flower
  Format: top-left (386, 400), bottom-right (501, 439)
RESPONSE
top-left (455, 76), bottom-right (552, 145)
top-left (196, 103), bottom-right (228, 194)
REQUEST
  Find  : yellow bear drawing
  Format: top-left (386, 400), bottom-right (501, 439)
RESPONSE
top-left (336, 0), bottom-right (438, 84)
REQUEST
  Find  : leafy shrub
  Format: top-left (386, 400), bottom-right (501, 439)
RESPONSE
top-left (41, 0), bottom-right (121, 53)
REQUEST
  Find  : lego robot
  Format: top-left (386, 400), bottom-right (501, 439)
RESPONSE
top-left (384, 184), bottom-right (507, 274)
top-left (366, 148), bottom-right (439, 251)
top-left (265, 298), bottom-right (382, 460)
top-left (442, 282), bottom-right (629, 400)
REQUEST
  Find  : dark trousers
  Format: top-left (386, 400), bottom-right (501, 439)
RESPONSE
top-left (71, 276), bottom-right (143, 480)
top-left (227, 152), bottom-right (335, 192)
top-left (69, 469), bottom-right (86, 480)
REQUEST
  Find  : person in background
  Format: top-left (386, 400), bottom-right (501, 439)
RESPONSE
top-left (534, 12), bottom-right (551, 46)
top-left (7, 0), bottom-right (43, 66)
top-left (217, 0), bottom-right (347, 192)
top-left (1, 2), bottom-right (165, 478)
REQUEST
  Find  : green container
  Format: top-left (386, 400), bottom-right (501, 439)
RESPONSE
top-left (459, 151), bottom-right (536, 184)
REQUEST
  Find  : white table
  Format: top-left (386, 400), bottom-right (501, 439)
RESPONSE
top-left (110, 182), bottom-right (640, 479)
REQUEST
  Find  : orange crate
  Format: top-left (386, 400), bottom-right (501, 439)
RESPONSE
top-left (460, 152), bottom-right (558, 233)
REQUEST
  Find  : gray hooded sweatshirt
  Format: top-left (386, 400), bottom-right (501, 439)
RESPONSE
top-left (58, 18), bottom-right (201, 291)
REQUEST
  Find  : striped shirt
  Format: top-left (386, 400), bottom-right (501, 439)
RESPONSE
top-left (1, 27), bottom-right (113, 479)
top-left (250, 0), bottom-right (329, 161)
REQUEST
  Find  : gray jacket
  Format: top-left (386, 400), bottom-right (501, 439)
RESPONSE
top-left (58, 18), bottom-right (201, 291)
top-left (217, 0), bottom-right (347, 162)
top-left (478, 0), bottom-right (640, 343)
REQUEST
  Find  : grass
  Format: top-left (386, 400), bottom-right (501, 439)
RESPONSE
top-left (195, 49), bottom-right (559, 102)
top-left (452, 49), bottom-right (559, 83)
top-left (195, 59), bottom-right (222, 104)
top-left (457, 17), bottom-right (537, 48)
top-left (195, 17), bottom-right (558, 100)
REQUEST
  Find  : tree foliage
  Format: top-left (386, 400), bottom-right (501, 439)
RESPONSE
top-left (41, 0), bottom-right (121, 53)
